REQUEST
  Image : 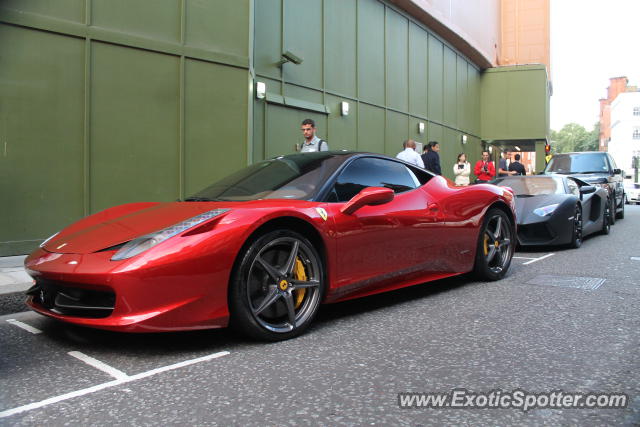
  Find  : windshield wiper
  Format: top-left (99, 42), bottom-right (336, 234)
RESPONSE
top-left (516, 194), bottom-right (536, 198)
top-left (184, 196), bottom-right (214, 202)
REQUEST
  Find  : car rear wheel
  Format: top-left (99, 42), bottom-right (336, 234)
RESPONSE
top-left (601, 201), bottom-right (611, 235)
top-left (608, 197), bottom-right (616, 225)
top-left (616, 194), bottom-right (625, 219)
top-left (229, 230), bottom-right (324, 341)
top-left (473, 208), bottom-right (514, 281)
top-left (569, 205), bottom-right (583, 249)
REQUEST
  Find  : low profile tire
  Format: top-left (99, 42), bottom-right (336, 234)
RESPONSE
top-left (616, 195), bottom-right (625, 219)
top-left (473, 208), bottom-right (514, 281)
top-left (229, 229), bottom-right (325, 341)
top-left (601, 201), bottom-right (611, 235)
top-left (569, 205), bottom-right (583, 249)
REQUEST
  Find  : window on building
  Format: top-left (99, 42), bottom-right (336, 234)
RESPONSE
top-left (634, 127), bottom-right (640, 140)
top-left (634, 107), bottom-right (640, 116)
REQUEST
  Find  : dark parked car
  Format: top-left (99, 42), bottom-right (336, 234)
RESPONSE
top-left (543, 151), bottom-right (625, 223)
top-left (494, 175), bottom-right (610, 248)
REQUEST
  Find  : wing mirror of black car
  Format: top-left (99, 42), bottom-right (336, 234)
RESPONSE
top-left (613, 168), bottom-right (622, 175)
top-left (341, 187), bottom-right (395, 215)
top-left (579, 185), bottom-right (596, 195)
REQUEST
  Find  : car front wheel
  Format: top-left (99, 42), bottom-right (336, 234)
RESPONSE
top-left (229, 230), bottom-right (324, 341)
top-left (601, 201), bottom-right (611, 235)
top-left (569, 205), bottom-right (583, 249)
top-left (473, 208), bottom-right (514, 281)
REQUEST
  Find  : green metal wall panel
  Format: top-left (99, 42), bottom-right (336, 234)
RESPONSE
top-left (185, 60), bottom-right (248, 196)
top-left (480, 66), bottom-right (549, 141)
top-left (0, 25), bottom-right (85, 254)
top-left (325, 0), bottom-right (357, 98)
top-left (385, 110), bottom-right (408, 156)
top-left (468, 63), bottom-right (480, 135)
top-left (89, 42), bottom-right (180, 212)
top-left (254, 0), bottom-right (281, 80)
top-left (326, 95), bottom-right (358, 151)
top-left (358, 104), bottom-right (385, 154)
top-left (1, 0), bottom-right (84, 23)
top-left (443, 46), bottom-right (457, 127)
top-left (457, 55), bottom-right (467, 132)
top-left (92, 0), bottom-right (181, 43)
top-left (283, 0), bottom-right (323, 89)
top-left (357, 0), bottom-right (385, 105)
top-left (427, 35), bottom-right (443, 123)
top-left (408, 23), bottom-right (428, 118)
top-left (185, 0), bottom-right (250, 57)
top-left (385, 8), bottom-right (408, 112)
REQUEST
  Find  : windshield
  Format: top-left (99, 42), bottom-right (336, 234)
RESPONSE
top-left (494, 176), bottom-right (564, 196)
top-left (544, 153), bottom-right (609, 174)
top-left (187, 152), bottom-right (347, 201)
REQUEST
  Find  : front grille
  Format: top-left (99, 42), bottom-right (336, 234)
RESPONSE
top-left (518, 222), bottom-right (553, 243)
top-left (27, 279), bottom-right (115, 318)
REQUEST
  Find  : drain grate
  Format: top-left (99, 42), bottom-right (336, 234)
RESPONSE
top-left (526, 275), bottom-right (605, 291)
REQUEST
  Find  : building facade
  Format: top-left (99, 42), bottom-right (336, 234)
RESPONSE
top-left (608, 91), bottom-right (640, 179)
top-left (0, 0), bottom-right (550, 256)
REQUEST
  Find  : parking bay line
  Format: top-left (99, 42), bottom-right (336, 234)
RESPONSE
top-left (0, 350), bottom-right (230, 419)
top-left (5, 319), bottom-right (42, 334)
top-left (68, 351), bottom-right (129, 380)
top-left (522, 253), bottom-right (555, 265)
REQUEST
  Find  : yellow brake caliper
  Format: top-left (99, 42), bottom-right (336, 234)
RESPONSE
top-left (483, 233), bottom-right (490, 256)
top-left (293, 257), bottom-right (307, 309)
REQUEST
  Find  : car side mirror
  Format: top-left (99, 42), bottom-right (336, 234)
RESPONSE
top-left (580, 185), bottom-right (596, 195)
top-left (613, 168), bottom-right (622, 175)
top-left (341, 187), bottom-right (395, 215)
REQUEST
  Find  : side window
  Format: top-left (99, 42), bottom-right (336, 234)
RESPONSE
top-left (607, 154), bottom-right (617, 170)
top-left (330, 157), bottom-right (418, 202)
top-left (566, 178), bottom-right (579, 197)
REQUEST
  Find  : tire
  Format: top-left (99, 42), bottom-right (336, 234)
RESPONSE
top-left (473, 208), bottom-right (514, 281)
top-left (600, 200), bottom-right (611, 235)
top-left (616, 194), bottom-right (625, 219)
top-left (608, 197), bottom-right (616, 225)
top-left (569, 205), bottom-right (583, 249)
top-left (229, 229), bottom-right (325, 341)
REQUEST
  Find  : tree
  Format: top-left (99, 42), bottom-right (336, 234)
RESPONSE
top-left (550, 122), bottom-right (599, 153)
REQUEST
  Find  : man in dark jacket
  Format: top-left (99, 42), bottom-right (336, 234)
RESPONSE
top-left (421, 141), bottom-right (441, 175)
top-left (508, 153), bottom-right (526, 175)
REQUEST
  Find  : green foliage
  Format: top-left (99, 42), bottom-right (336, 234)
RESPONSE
top-left (550, 122), bottom-right (599, 153)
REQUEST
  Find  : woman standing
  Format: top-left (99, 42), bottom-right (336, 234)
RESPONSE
top-left (453, 153), bottom-right (471, 186)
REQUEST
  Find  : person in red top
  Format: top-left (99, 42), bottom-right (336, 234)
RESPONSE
top-left (474, 150), bottom-right (496, 183)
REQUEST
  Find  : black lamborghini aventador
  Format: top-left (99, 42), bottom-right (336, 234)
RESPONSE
top-left (494, 175), bottom-right (610, 248)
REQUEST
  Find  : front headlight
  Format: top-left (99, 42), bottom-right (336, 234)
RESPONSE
top-left (111, 208), bottom-right (229, 261)
top-left (533, 204), bottom-right (559, 217)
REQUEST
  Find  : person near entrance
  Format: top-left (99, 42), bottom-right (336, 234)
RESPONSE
top-left (396, 139), bottom-right (424, 167)
top-left (299, 118), bottom-right (329, 152)
top-left (421, 141), bottom-right (441, 175)
top-left (474, 150), bottom-right (496, 183)
top-left (508, 153), bottom-right (526, 175)
top-left (498, 151), bottom-right (516, 176)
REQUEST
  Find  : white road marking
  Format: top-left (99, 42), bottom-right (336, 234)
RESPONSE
top-left (630, 256), bottom-right (640, 261)
top-left (5, 319), bottom-right (42, 334)
top-left (68, 351), bottom-right (129, 380)
top-left (513, 256), bottom-right (537, 260)
top-left (0, 351), bottom-right (230, 419)
top-left (522, 253), bottom-right (555, 265)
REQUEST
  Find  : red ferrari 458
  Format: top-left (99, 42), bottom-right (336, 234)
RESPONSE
top-left (25, 151), bottom-right (516, 340)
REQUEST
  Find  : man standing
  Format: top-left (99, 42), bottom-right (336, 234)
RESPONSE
top-left (498, 151), bottom-right (515, 176)
top-left (299, 118), bottom-right (329, 152)
top-left (396, 139), bottom-right (424, 167)
top-left (508, 153), bottom-right (526, 175)
top-left (474, 150), bottom-right (496, 183)
top-left (421, 141), bottom-right (441, 175)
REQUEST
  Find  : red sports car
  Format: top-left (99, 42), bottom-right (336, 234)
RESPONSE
top-left (25, 151), bottom-right (516, 340)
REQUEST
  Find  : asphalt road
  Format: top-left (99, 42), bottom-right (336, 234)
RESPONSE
top-left (1, 206), bottom-right (639, 426)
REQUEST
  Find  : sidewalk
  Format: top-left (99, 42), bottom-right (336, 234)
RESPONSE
top-left (0, 255), bottom-right (32, 295)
